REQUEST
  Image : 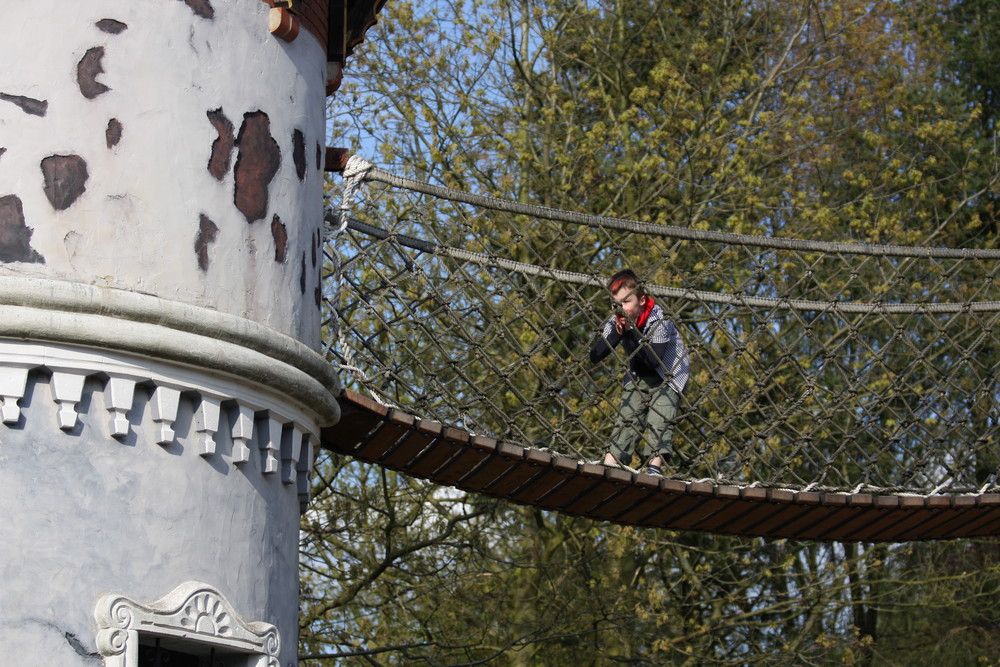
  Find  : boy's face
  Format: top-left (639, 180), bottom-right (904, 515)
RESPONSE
top-left (612, 285), bottom-right (645, 321)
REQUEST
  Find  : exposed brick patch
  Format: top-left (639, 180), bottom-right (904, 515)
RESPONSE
top-left (324, 147), bottom-right (349, 172)
top-left (271, 214), bottom-right (287, 262)
top-left (296, 0), bottom-right (329, 55)
top-left (206, 109), bottom-right (234, 180)
top-left (96, 19), bottom-right (128, 34)
top-left (233, 111), bottom-right (280, 223)
top-left (41, 154), bottom-right (89, 210)
top-left (292, 129), bottom-right (306, 180)
top-left (0, 195), bottom-right (44, 263)
top-left (0, 92), bottom-right (47, 117)
top-left (299, 252), bottom-right (306, 294)
top-left (180, 0), bottom-right (215, 19)
top-left (195, 213), bottom-right (219, 270)
top-left (106, 118), bottom-right (123, 148)
top-left (77, 47), bottom-right (110, 99)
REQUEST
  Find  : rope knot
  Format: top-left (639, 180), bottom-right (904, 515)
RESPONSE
top-left (335, 155), bottom-right (374, 235)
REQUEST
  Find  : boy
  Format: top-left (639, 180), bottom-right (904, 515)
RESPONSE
top-left (590, 269), bottom-right (689, 475)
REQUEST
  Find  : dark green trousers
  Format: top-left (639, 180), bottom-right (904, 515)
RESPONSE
top-left (609, 376), bottom-right (679, 466)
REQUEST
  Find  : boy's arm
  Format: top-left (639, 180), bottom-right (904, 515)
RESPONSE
top-left (589, 316), bottom-right (621, 363)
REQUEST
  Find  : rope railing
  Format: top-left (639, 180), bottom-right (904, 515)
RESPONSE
top-left (324, 159), bottom-right (1000, 496)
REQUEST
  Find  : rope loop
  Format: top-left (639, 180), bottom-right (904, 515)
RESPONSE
top-left (334, 154), bottom-right (374, 236)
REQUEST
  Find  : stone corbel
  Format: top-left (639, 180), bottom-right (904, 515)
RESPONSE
top-left (267, 0), bottom-right (301, 42)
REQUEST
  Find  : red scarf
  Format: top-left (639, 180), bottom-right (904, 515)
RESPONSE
top-left (636, 297), bottom-right (655, 328)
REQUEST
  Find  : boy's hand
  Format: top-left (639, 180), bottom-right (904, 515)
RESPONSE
top-left (614, 313), bottom-right (630, 333)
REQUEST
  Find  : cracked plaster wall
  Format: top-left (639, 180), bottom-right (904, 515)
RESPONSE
top-left (0, 371), bottom-right (302, 665)
top-left (0, 0), bottom-right (327, 348)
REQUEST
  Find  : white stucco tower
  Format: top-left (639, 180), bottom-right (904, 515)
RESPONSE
top-left (0, 1), bottom-right (376, 664)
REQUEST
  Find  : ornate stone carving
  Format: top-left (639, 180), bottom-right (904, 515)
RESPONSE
top-left (95, 581), bottom-right (279, 667)
top-left (0, 340), bottom-right (318, 511)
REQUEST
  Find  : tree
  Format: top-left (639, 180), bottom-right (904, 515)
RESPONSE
top-left (309, 0), bottom-right (1000, 663)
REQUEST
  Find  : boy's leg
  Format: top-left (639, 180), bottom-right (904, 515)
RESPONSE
top-left (641, 385), bottom-right (679, 469)
top-left (607, 383), bottom-right (647, 466)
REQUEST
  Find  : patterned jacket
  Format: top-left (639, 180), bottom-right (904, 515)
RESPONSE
top-left (590, 302), bottom-right (690, 393)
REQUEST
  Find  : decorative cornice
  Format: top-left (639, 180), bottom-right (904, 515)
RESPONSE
top-left (0, 277), bottom-right (340, 427)
top-left (95, 581), bottom-right (279, 667)
top-left (0, 341), bottom-right (317, 511)
top-left (328, 0), bottom-right (386, 63)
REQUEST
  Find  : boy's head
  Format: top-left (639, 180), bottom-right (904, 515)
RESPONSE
top-left (607, 269), bottom-right (648, 320)
top-left (607, 269), bottom-right (646, 298)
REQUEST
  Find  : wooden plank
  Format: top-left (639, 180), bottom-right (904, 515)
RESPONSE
top-left (613, 479), bottom-right (683, 522)
top-left (475, 443), bottom-right (536, 497)
top-left (325, 391), bottom-right (394, 453)
top-left (560, 479), bottom-right (631, 515)
top-left (689, 495), bottom-right (772, 534)
top-left (547, 466), bottom-right (637, 518)
top-left (587, 484), bottom-right (661, 521)
top-left (705, 496), bottom-right (786, 536)
top-left (636, 492), bottom-right (712, 527)
top-left (341, 388), bottom-right (391, 416)
top-left (531, 467), bottom-right (604, 511)
top-left (509, 469), bottom-right (572, 505)
top-left (954, 510), bottom-right (1000, 538)
top-left (405, 426), bottom-right (469, 478)
top-left (659, 497), bottom-right (733, 531)
top-left (733, 488), bottom-right (815, 533)
top-left (485, 461), bottom-right (545, 497)
top-left (888, 507), bottom-right (963, 541)
top-left (817, 509), bottom-right (894, 542)
top-left (912, 509), bottom-right (979, 540)
top-left (935, 506), bottom-right (1000, 540)
top-left (511, 454), bottom-right (577, 506)
top-left (876, 507), bottom-right (943, 542)
top-left (352, 420), bottom-right (410, 462)
top-left (798, 501), bottom-right (880, 540)
top-left (507, 454), bottom-right (574, 504)
top-left (320, 411), bottom-right (377, 453)
top-left (600, 475), bottom-right (665, 521)
top-left (692, 484), bottom-right (753, 532)
top-left (839, 508), bottom-right (918, 542)
top-left (578, 485), bottom-right (637, 518)
top-left (377, 427), bottom-right (436, 470)
top-left (756, 505), bottom-right (838, 540)
top-left (456, 455), bottom-right (518, 492)
top-left (433, 446), bottom-right (495, 486)
top-left (405, 440), bottom-right (464, 478)
top-left (953, 496), bottom-right (1000, 538)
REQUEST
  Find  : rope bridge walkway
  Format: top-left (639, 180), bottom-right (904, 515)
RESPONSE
top-left (320, 155), bottom-right (1000, 541)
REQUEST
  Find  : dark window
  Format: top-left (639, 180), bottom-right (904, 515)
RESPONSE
top-left (138, 639), bottom-right (202, 667)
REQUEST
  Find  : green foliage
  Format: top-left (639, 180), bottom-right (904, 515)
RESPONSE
top-left (310, 0), bottom-right (1000, 663)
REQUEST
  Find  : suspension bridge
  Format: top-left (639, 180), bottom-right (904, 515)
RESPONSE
top-left (319, 153), bottom-right (1000, 542)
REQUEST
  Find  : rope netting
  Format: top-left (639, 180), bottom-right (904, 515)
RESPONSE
top-left (323, 158), bottom-right (1000, 496)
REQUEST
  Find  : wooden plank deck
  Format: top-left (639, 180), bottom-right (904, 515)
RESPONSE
top-left (320, 390), bottom-right (1000, 542)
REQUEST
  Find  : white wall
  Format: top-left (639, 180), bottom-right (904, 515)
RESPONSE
top-left (0, 0), bottom-right (327, 347)
top-left (0, 2), bottom-right (335, 663)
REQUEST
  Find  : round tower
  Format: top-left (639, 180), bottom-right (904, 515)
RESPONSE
top-left (0, 1), bottom-right (376, 664)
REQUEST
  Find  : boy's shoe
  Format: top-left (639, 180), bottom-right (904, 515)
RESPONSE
top-left (642, 464), bottom-right (663, 476)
